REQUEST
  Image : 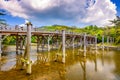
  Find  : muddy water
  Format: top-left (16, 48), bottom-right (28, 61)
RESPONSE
top-left (0, 46), bottom-right (120, 80)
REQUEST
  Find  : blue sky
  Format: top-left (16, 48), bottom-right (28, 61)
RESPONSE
top-left (0, 0), bottom-right (120, 27)
top-left (111, 0), bottom-right (120, 16)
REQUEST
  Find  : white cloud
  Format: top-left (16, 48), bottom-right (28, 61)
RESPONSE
top-left (0, 0), bottom-right (117, 27)
top-left (81, 0), bottom-right (117, 26)
top-left (0, 0), bottom-right (29, 18)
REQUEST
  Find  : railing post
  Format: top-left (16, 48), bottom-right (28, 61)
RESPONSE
top-left (26, 21), bottom-right (32, 74)
top-left (62, 30), bottom-right (65, 63)
top-left (84, 33), bottom-right (86, 57)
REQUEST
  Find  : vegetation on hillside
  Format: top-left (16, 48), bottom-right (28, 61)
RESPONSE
top-left (38, 24), bottom-right (118, 44)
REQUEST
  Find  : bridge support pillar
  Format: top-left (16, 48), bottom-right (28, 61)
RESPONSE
top-left (110, 37), bottom-right (113, 46)
top-left (37, 36), bottom-right (40, 52)
top-left (83, 33), bottom-right (86, 57)
top-left (95, 35), bottom-right (97, 53)
top-left (102, 35), bottom-right (104, 51)
top-left (79, 37), bottom-right (83, 49)
top-left (16, 35), bottom-right (19, 55)
top-left (41, 36), bottom-right (45, 51)
top-left (89, 38), bottom-right (92, 44)
top-left (0, 34), bottom-right (2, 59)
top-left (107, 36), bottom-right (109, 50)
top-left (62, 30), bottom-right (65, 63)
top-left (56, 36), bottom-right (59, 49)
top-left (25, 22), bottom-right (32, 74)
top-left (113, 38), bottom-right (115, 44)
top-left (47, 36), bottom-right (50, 51)
top-left (72, 36), bottom-right (75, 49)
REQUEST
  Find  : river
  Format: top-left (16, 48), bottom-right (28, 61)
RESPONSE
top-left (0, 46), bottom-right (120, 80)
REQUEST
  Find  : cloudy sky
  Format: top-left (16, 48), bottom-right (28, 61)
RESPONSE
top-left (0, 0), bottom-right (120, 27)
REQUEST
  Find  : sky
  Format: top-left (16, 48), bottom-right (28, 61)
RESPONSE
top-left (0, 0), bottom-right (120, 27)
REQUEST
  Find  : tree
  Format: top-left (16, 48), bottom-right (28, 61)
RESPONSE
top-left (110, 16), bottom-right (120, 44)
top-left (0, 10), bottom-right (7, 26)
top-left (0, 9), bottom-right (7, 29)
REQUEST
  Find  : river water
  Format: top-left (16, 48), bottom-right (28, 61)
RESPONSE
top-left (0, 46), bottom-right (120, 80)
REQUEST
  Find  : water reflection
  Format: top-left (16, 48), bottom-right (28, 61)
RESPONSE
top-left (0, 46), bottom-right (120, 80)
top-left (101, 51), bottom-right (104, 66)
top-left (113, 50), bottom-right (120, 78)
top-left (79, 57), bottom-right (86, 80)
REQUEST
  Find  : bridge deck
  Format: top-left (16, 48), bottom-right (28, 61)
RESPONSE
top-left (0, 30), bottom-right (94, 38)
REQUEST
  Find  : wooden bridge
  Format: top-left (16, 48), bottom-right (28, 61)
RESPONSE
top-left (0, 23), bottom-right (114, 74)
top-left (0, 26), bottom-right (97, 52)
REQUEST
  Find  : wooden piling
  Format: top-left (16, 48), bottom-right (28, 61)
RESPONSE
top-left (110, 37), bottom-right (112, 46)
top-left (102, 35), bottom-right (104, 51)
top-left (95, 35), bottom-right (97, 52)
top-left (26, 21), bottom-right (32, 74)
top-left (113, 37), bottom-right (114, 44)
top-left (47, 36), bottom-right (50, 51)
top-left (83, 33), bottom-right (86, 57)
top-left (107, 36), bottom-right (109, 49)
top-left (62, 30), bottom-right (65, 63)
top-left (80, 37), bottom-right (83, 49)
top-left (16, 35), bottom-right (19, 55)
top-left (20, 36), bottom-right (24, 54)
top-left (72, 36), bottom-right (75, 49)
top-left (41, 37), bottom-right (44, 51)
top-left (37, 36), bottom-right (40, 52)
